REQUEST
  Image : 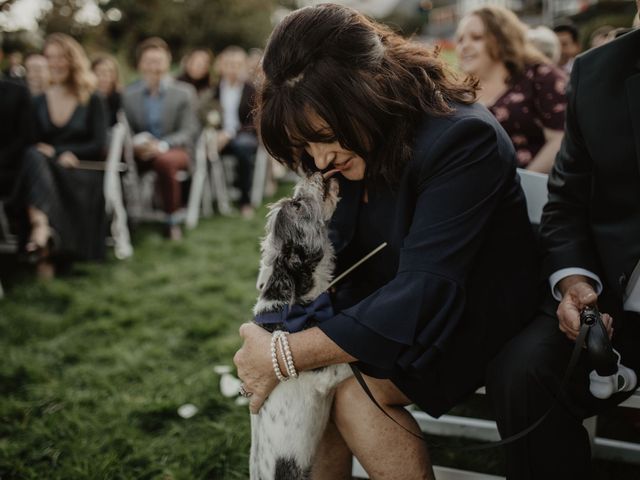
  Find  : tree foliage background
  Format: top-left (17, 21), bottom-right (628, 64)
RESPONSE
top-left (8, 0), bottom-right (285, 68)
top-left (95, 0), bottom-right (278, 62)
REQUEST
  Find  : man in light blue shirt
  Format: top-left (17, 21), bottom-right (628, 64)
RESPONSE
top-left (123, 37), bottom-right (199, 240)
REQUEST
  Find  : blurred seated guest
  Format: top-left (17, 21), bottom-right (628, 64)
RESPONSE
top-left (0, 79), bottom-right (32, 199)
top-left (213, 46), bottom-right (257, 218)
top-left (122, 37), bottom-right (199, 240)
top-left (553, 23), bottom-right (581, 74)
top-left (24, 53), bottom-right (50, 96)
top-left (527, 25), bottom-right (560, 64)
top-left (177, 48), bottom-right (213, 94)
top-left (176, 47), bottom-right (217, 124)
top-left (456, 5), bottom-right (566, 173)
top-left (91, 54), bottom-right (122, 127)
top-left (589, 25), bottom-right (614, 49)
top-left (14, 33), bottom-right (108, 279)
top-left (3, 51), bottom-right (26, 83)
top-left (247, 47), bottom-right (263, 84)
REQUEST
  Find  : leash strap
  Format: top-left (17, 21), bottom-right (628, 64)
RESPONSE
top-left (351, 322), bottom-right (591, 451)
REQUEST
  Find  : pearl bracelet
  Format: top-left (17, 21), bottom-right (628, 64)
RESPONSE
top-left (271, 330), bottom-right (289, 382)
top-left (278, 331), bottom-right (298, 379)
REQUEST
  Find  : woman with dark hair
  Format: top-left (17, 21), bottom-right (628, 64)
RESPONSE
top-left (455, 5), bottom-right (567, 173)
top-left (91, 54), bottom-right (122, 126)
top-left (177, 48), bottom-right (214, 94)
top-left (234, 4), bottom-right (539, 477)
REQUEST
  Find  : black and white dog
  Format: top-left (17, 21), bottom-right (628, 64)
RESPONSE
top-left (251, 172), bottom-right (352, 480)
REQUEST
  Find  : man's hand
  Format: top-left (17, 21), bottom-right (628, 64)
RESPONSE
top-left (57, 151), bottom-right (80, 168)
top-left (134, 141), bottom-right (161, 161)
top-left (557, 275), bottom-right (613, 340)
top-left (216, 130), bottom-right (232, 152)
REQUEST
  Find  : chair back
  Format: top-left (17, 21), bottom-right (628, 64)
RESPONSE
top-left (517, 168), bottom-right (549, 225)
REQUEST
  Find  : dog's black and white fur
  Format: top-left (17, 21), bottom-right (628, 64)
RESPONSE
top-left (251, 172), bottom-right (353, 480)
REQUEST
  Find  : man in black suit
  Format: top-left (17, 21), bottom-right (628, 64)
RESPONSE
top-left (0, 79), bottom-right (32, 199)
top-left (487, 7), bottom-right (640, 479)
top-left (213, 46), bottom-right (257, 218)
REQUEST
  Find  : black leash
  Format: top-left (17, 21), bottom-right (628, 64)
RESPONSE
top-left (350, 322), bottom-right (590, 451)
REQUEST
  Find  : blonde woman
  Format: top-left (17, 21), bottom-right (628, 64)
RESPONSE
top-left (17, 33), bottom-right (107, 278)
top-left (456, 6), bottom-right (567, 173)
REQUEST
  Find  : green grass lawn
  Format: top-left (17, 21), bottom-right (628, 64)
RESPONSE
top-left (1, 204), bottom-right (266, 479)
top-left (1, 189), bottom-right (639, 479)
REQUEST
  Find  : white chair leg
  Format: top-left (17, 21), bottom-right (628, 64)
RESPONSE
top-left (206, 129), bottom-right (233, 216)
top-left (250, 145), bottom-right (269, 208)
top-left (104, 123), bottom-right (133, 259)
top-left (186, 133), bottom-right (208, 229)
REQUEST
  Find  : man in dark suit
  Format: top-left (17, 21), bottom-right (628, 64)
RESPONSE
top-left (487, 9), bottom-right (640, 479)
top-left (0, 79), bottom-right (32, 199)
top-left (213, 46), bottom-right (257, 218)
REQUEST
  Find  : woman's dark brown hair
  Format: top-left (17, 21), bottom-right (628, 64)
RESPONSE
top-left (257, 3), bottom-right (477, 184)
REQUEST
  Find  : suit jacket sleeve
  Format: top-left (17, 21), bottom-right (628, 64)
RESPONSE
top-left (53, 94), bottom-right (108, 160)
top-left (162, 85), bottom-right (200, 148)
top-left (540, 56), bottom-right (600, 278)
top-left (0, 83), bottom-right (32, 170)
top-left (318, 117), bottom-right (510, 371)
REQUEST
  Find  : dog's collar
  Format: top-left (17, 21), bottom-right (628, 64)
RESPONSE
top-left (254, 291), bottom-right (334, 333)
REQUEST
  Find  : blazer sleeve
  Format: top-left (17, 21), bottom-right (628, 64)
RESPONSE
top-left (0, 84), bottom-right (32, 170)
top-left (318, 117), bottom-right (510, 372)
top-left (539, 56), bottom-right (599, 277)
top-left (53, 94), bottom-right (108, 160)
top-left (162, 85), bottom-right (200, 148)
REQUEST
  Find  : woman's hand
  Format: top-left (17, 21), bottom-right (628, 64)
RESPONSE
top-left (233, 322), bottom-right (279, 414)
top-left (57, 151), bottom-right (80, 168)
top-left (36, 143), bottom-right (55, 158)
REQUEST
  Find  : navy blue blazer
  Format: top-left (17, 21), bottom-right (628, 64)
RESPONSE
top-left (319, 102), bottom-right (541, 416)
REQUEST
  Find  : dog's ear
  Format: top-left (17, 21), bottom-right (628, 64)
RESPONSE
top-left (261, 256), bottom-right (296, 303)
top-left (287, 243), bottom-right (324, 300)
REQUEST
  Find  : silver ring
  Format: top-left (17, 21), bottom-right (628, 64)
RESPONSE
top-left (239, 384), bottom-right (253, 398)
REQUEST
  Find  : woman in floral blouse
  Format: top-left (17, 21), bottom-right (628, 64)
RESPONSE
top-left (456, 5), bottom-right (567, 173)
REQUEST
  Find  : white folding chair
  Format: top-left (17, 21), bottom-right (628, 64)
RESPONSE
top-left (250, 144), bottom-right (273, 208)
top-left (103, 121), bottom-right (133, 259)
top-left (516, 168), bottom-right (549, 224)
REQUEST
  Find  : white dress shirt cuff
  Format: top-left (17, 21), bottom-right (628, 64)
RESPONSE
top-left (549, 268), bottom-right (603, 301)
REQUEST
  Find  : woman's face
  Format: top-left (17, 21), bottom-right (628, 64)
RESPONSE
top-left (297, 114), bottom-right (366, 181)
top-left (44, 42), bottom-right (70, 85)
top-left (185, 51), bottom-right (211, 81)
top-left (455, 15), bottom-right (497, 76)
top-left (94, 60), bottom-right (117, 95)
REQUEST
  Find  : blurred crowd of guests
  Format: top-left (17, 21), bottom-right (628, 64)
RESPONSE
top-left (1, 5), bottom-right (637, 281)
top-left (0, 33), bottom-right (263, 279)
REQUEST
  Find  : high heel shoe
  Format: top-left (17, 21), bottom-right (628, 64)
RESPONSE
top-left (25, 223), bottom-right (53, 265)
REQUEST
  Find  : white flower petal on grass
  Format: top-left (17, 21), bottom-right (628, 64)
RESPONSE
top-left (235, 396), bottom-right (249, 406)
top-left (213, 365), bottom-right (232, 375)
top-left (177, 403), bottom-right (199, 419)
top-left (220, 373), bottom-right (242, 398)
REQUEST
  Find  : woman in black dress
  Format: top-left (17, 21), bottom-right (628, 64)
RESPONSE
top-left (18, 33), bottom-right (107, 278)
top-left (233, 4), bottom-right (541, 478)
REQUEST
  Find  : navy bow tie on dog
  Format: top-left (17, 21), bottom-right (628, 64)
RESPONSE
top-left (254, 291), bottom-right (334, 333)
